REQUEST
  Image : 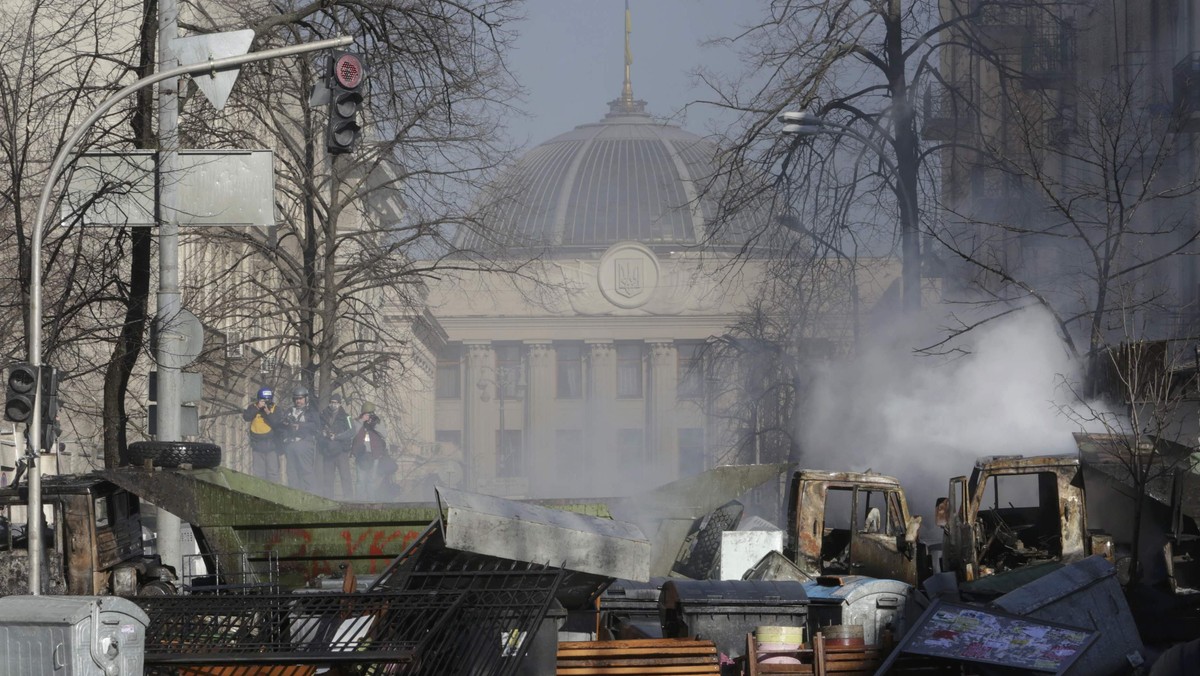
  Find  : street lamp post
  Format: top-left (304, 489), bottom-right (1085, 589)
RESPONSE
top-left (778, 111), bottom-right (921, 313)
top-left (24, 34), bottom-right (352, 594)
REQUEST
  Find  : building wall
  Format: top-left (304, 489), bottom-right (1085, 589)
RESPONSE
top-left (937, 0), bottom-right (1200, 341)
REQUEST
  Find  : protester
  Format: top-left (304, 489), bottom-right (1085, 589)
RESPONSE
top-left (321, 393), bottom-right (355, 499)
top-left (278, 386), bottom-right (322, 494)
top-left (242, 386), bottom-right (280, 483)
top-left (351, 403), bottom-right (398, 499)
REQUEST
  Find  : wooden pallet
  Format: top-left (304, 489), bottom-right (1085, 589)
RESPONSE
top-left (557, 637), bottom-right (721, 675)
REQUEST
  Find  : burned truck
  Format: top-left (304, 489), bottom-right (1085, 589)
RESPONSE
top-left (784, 469), bottom-right (928, 585)
top-left (0, 473), bottom-right (176, 596)
top-left (938, 454), bottom-right (1115, 586)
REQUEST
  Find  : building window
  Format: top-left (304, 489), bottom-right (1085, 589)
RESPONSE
top-left (435, 345), bottom-right (462, 399)
top-left (555, 429), bottom-right (585, 477)
top-left (495, 343), bottom-right (523, 400)
top-left (677, 342), bottom-right (704, 400)
top-left (557, 343), bottom-right (583, 399)
top-left (616, 343), bottom-right (643, 398)
top-left (496, 429), bottom-right (523, 478)
top-left (679, 428), bottom-right (705, 477)
top-left (617, 428), bottom-right (644, 466)
top-left (435, 430), bottom-right (462, 454)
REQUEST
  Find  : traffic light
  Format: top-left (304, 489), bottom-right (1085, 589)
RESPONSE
top-left (326, 51), bottom-right (366, 154)
top-left (39, 366), bottom-right (59, 449)
top-left (4, 363), bottom-right (36, 423)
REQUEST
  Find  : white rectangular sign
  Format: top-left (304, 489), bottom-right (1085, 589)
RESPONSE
top-left (64, 150), bottom-right (276, 227)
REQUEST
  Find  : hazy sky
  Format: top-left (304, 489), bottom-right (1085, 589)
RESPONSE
top-left (503, 0), bottom-right (755, 148)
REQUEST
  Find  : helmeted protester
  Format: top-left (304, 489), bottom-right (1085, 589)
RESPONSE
top-left (242, 386), bottom-right (281, 483)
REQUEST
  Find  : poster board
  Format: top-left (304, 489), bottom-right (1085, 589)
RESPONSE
top-left (875, 599), bottom-right (1096, 675)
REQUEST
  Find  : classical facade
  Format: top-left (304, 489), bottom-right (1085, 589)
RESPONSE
top-left (396, 77), bottom-right (901, 501)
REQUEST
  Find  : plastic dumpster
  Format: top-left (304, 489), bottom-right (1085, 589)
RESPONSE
top-left (0, 595), bottom-right (149, 676)
top-left (802, 575), bottom-right (911, 646)
top-left (600, 578), bottom-right (665, 639)
top-left (659, 579), bottom-right (808, 659)
top-left (515, 599), bottom-right (567, 676)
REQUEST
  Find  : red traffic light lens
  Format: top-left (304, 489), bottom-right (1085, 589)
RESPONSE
top-left (334, 54), bottom-right (364, 90)
top-left (8, 365), bottom-right (35, 394)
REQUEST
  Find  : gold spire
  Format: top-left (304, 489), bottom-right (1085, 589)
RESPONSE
top-left (622, 0), bottom-right (634, 105)
top-left (609, 0), bottom-right (647, 116)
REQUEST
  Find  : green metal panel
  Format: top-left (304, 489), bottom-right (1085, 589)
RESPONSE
top-left (99, 468), bottom-right (614, 588)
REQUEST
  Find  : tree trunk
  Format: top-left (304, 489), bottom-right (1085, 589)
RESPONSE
top-left (102, 0), bottom-right (156, 467)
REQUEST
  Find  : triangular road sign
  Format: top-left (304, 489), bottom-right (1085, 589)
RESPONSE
top-left (172, 29), bottom-right (255, 111)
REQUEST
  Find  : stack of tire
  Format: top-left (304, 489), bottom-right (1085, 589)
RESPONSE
top-left (118, 441), bottom-right (221, 469)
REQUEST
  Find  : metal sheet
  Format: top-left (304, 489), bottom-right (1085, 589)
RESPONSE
top-left (65, 150), bottom-right (275, 226)
top-left (437, 487), bottom-right (651, 581)
top-left (718, 530), bottom-right (783, 580)
top-left (992, 555), bottom-right (1144, 675)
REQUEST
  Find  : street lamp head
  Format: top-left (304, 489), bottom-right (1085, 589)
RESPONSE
top-left (778, 110), bottom-right (823, 136)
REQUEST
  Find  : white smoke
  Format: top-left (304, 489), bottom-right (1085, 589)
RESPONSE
top-left (799, 305), bottom-right (1087, 521)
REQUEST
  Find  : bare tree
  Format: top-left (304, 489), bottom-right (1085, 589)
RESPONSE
top-left (170, 0), bottom-right (523, 440)
top-left (691, 0), bottom-right (1010, 465)
top-left (0, 0), bottom-right (152, 466)
top-left (934, 9), bottom-right (1200, 362)
top-left (1065, 331), bottom-right (1198, 587)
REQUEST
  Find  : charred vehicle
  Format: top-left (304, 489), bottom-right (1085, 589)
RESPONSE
top-left (939, 455), bottom-right (1114, 584)
top-left (0, 474), bottom-right (175, 596)
top-left (784, 470), bottom-right (927, 585)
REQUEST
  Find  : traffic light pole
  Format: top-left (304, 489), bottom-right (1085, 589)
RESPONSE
top-left (157, 0), bottom-right (184, 583)
top-left (25, 32), bottom-right (352, 595)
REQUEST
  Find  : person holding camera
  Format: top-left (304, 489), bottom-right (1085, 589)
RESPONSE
top-left (279, 386), bottom-right (322, 494)
top-left (242, 386), bottom-right (281, 483)
top-left (351, 403), bottom-right (398, 499)
top-left (321, 393), bottom-right (355, 499)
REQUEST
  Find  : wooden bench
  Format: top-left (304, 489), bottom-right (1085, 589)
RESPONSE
top-left (557, 638), bottom-right (721, 675)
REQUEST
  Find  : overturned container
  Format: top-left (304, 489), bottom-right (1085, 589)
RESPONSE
top-left (991, 555), bottom-right (1144, 675)
top-left (660, 579), bottom-right (808, 660)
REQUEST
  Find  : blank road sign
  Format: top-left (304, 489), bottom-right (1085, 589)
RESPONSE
top-left (65, 150), bottom-right (276, 227)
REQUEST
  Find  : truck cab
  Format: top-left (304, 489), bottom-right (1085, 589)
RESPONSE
top-left (0, 474), bottom-right (175, 596)
top-left (940, 455), bottom-right (1110, 583)
top-left (785, 470), bottom-right (925, 585)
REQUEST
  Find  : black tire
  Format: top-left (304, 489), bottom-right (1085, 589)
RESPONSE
top-left (121, 441), bottom-right (221, 469)
top-left (137, 580), bottom-right (177, 596)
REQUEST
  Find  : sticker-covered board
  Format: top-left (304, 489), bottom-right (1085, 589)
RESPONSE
top-left (876, 599), bottom-right (1096, 675)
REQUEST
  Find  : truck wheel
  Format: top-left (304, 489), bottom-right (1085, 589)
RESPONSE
top-left (121, 441), bottom-right (221, 469)
top-left (138, 580), bottom-right (177, 596)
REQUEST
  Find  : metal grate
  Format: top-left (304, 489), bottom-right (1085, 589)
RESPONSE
top-left (182, 550), bottom-right (279, 594)
top-left (138, 565), bottom-right (564, 675)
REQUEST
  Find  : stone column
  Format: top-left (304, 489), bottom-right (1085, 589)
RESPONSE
top-left (462, 341), bottom-right (493, 490)
top-left (585, 341), bottom-right (616, 483)
top-left (524, 341), bottom-right (555, 487)
top-left (646, 339), bottom-right (678, 480)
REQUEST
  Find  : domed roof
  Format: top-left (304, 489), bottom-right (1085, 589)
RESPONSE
top-left (460, 96), bottom-right (756, 254)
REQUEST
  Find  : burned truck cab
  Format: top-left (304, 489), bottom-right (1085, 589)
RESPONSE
top-left (0, 474), bottom-right (174, 596)
top-left (786, 470), bottom-right (925, 585)
top-left (941, 455), bottom-right (1110, 582)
